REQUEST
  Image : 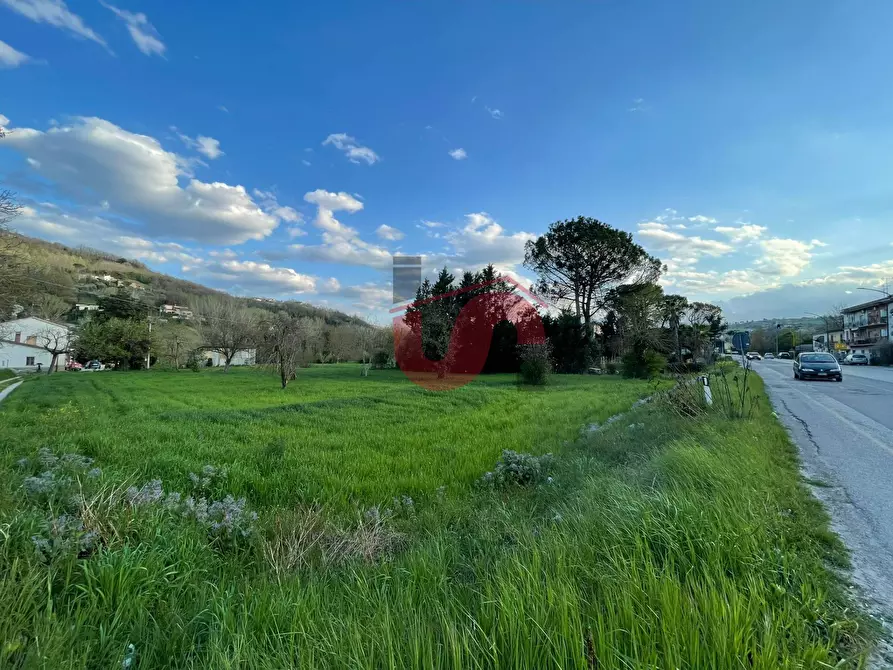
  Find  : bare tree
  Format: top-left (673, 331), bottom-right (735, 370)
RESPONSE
top-left (192, 296), bottom-right (258, 372)
top-left (37, 327), bottom-right (72, 374)
top-left (158, 322), bottom-right (199, 369)
top-left (328, 326), bottom-right (357, 363)
top-left (0, 189), bottom-right (29, 320)
top-left (260, 313), bottom-right (308, 388)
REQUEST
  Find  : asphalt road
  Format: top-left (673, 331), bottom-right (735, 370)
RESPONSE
top-left (752, 358), bottom-right (893, 645)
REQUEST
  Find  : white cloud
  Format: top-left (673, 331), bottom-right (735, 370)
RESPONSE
top-left (442, 212), bottom-right (535, 269)
top-left (0, 39), bottom-right (31, 68)
top-left (485, 106), bottom-right (503, 120)
top-left (754, 238), bottom-right (824, 277)
top-left (628, 98), bottom-right (645, 112)
top-left (286, 226), bottom-right (307, 238)
top-left (302, 159), bottom-right (311, 166)
top-left (208, 249), bottom-right (238, 259)
top-left (177, 132), bottom-right (223, 159)
top-left (252, 189), bottom-right (301, 223)
top-left (714, 224), bottom-right (766, 243)
top-left (421, 220), bottom-right (444, 228)
top-left (196, 259), bottom-right (316, 294)
top-left (261, 189), bottom-right (391, 269)
top-left (0, 0), bottom-right (107, 48)
top-left (688, 215), bottom-right (718, 224)
top-left (0, 116), bottom-right (280, 244)
top-left (636, 222), bottom-right (734, 262)
top-left (322, 133), bottom-right (380, 165)
top-left (101, 2), bottom-right (165, 57)
top-left (217, 105), bottom-right (229, 113)
top-left (376, 224), bottom-right (404, 241)
top-left (0, 114), bottom-right (9, 128)
top-left (662, 268), bottom-right (768, 295)
top-left (448, 148), bottom-right (468, 160)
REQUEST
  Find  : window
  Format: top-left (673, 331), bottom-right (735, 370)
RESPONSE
top-left (26, 356), bottom-right (35, 366)
top-left (14, 332), bottom-right (21, 343)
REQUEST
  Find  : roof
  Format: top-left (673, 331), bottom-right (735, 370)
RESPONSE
top-left (0, 316), bottom-right (72, 329)
top-left (0, 339), bottom-right (48, 350)
top-left (841, 296), bottom-right (893, 313)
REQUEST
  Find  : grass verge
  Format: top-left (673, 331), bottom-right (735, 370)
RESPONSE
top-left (0, 366), bottom-right (875, 668)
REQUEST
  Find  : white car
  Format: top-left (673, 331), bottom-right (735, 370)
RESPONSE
top-left (844, 354), bottom-right (869, 366)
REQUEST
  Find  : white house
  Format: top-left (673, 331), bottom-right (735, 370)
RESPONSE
top-left (202, 348), bottom-right (256, 367)
top-left (0, 317), bottom-right (72, 372)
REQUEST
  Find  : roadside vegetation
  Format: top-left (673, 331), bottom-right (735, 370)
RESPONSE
top-left (0, 366), bottom-right (874, 668)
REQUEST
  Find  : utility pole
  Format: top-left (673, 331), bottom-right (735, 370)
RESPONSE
top-left (147, 310), bottom-right (153, 370)
top-left (775, 323), bottom-right (781, 356)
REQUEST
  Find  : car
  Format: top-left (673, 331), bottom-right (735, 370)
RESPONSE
top-left (746, 352), bottom-right (762, 360)
top-left (778, 352), bottom-right (792, 359)
top-left (764, 353), bottom-right (775, 359)
top-left (84, 360), bottom-right (105, 371)
top-left (65, 360), bottom-right (83, 371)
top-left (793, 352), bottom-right (842, 382)
top-left (844, 353), bottom-right (869, 366)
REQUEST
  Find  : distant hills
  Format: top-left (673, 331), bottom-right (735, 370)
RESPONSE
top-left (10, 233), bottom-right (368, 327)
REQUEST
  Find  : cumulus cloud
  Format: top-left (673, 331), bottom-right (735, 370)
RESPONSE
top-left (177, 132), bottom-right (223, 159)
top-left (1, 0), bottom-right (107, 47)
top-left (260, 189), bottom-right (391, 269)
top-left (754, 238), bottom-right (825, 277)
top-left (688, 214), bottom-right (718, 224)
top-left (714, 224), bottom-right (766, 243)
top-left (101, 2), bottom-right (165, 56)
top-left (322, 133), bottom-right (380, 165)
top-left (0, 116), bottom-right (280, 244)
top-left (376, 224), bottom-right (404, 241)
top-left (195, 259), bottom-right (316, 294)
top-left (252, 189), bottom-right (301, 223)
top-left (636, 221), bottom-right (734, 262)
top-left (0, 39), bottom-right (31, 68)
top-left (448, 148), bottom-right (467, 160)
top-left (442, 212), bottom-right (536, 269)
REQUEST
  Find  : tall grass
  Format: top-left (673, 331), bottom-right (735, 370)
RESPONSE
top-left (0, 366), bottom-right (874, 668)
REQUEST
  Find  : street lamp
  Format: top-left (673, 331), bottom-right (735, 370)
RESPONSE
top-left (857, 287), bottom-right (890, 297)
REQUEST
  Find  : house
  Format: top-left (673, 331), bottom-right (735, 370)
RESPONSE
top-left (0, 317), bottom-right (72, 372)
top-left (812, 330), bottom-right (846, 355)
top-left (159, 304), bottom-right (194, 320)
top-left (202, 349), bottom-right (256, 367)
top-left (842, 297), bottom-right (892, 360)
top-left (75, 303), bottom-right (100, 312)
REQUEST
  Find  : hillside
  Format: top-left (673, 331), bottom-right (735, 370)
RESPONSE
top-left (9, 233), bottom-right (369, 327)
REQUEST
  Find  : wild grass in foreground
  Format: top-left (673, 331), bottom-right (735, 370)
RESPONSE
top-left (0, 366), bottom-right (875, 668)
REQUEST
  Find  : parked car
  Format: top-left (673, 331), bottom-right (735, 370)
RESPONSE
top-left (745, 352), bottom-right (762, 360)
top-left (84, 360), bottom-right (105, 371)
top-left (66, 360), bottom-right (83, 371)
top-left (794, 352), bottom-right (842, 382)
top-left (778, 352), bottom-right (792, 359)
top-left (844, 353), bottom-right (869, 366)
top-left (764, 353), bottom-right (775, 359)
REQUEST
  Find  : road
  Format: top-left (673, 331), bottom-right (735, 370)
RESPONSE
top-left (752, 358), bottom-right (893, 653)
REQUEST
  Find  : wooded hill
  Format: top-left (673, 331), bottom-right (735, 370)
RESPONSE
top-left (9, 233), bottom-right (370, 327)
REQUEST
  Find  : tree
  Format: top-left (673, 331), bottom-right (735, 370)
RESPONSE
top-left (661, 294), bottom-right (689, 363)
top-left (192, 296), bottom-right (259, 372)
top-left (608, 283), bottom-right (667, 378)
top-left (0, 189), bottom-right (30, 320)
top-left (37, 327), bottom-right (72, 374)
top-left (32, 294), bottom-right (71, 321)
top-left (96, 288), bottom-right (149, 322)
top-left (157, 321), bottom-right (200, 369)
top-left (74, 318), bottom-right (154, 370)
top-left (524, 216), bottom-right (662, 334)
top-left (259, 313), bottom-right (307, 389)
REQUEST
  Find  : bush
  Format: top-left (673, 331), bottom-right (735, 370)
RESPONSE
top-left (873, 342), bottom-right (893, 365)
top-left (371, 351), bottom-right (391, 369)
top-left (666, 361), bottom-right (705, 374)
top-left (621, 348), bottom-right (666, 379)
top-left (605, 361), bottom-right (619, 375)
top-left (477, 450), bottom-right (555, 488)
top-left (518, 342), bottom-right (552, 385)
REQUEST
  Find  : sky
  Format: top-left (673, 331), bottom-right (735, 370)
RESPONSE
top-left (2, 0), bottom-right (893, 323)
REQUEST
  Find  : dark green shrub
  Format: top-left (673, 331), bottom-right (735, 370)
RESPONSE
top-left (605, 361), bottom-right (619, 375)
top-left (371, 351), bottom-right (391, 369)
top-left (621, 348), bottom-right (666, 379)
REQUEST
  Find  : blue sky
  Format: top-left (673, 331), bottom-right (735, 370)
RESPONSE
top-left (2, 0), bottom-right (893, 322)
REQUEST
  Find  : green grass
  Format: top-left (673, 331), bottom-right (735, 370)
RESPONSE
top-left (0, 369), bottom-right (18, 382)
top-left (0, 366), bottom-right (875, 668)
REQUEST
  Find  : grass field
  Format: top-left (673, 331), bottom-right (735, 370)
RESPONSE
top-left (0, 365), bottom-right (875, 668)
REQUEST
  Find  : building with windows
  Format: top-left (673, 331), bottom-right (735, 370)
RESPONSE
top-left (842, 297), bottom-right (892, 360)
top-left (0, 317), bottom-right (72, 371)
